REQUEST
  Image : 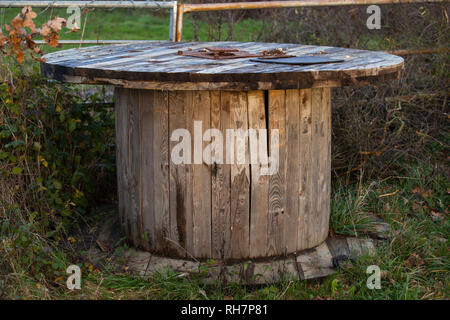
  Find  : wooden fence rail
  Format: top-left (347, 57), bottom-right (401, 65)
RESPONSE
top-left (175, 0), bottom-right (447, 41)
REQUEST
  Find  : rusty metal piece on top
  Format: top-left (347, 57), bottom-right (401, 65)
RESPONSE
top-left (177, 46), bottom-right (294, 60)
top-left (250, 56), bottom-right (345, 65)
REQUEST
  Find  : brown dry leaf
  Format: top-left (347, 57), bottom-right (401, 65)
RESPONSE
top-left (16, 49), bottom-right (24, 63)
top-left (22, 6), bottom-right (37, 30)
top-left (23, 18), bottom-right (36, 30)
top-left (430, 211), bottom-right (444, 221)
top-left (67, 22), bottom-right (80, 33)
top-left (48, 17), bottom-right (66, 32)
top-left (96, 239), bottom-right (109, 252)
top-left (41, 25), bottom-right (51, 37)
top-left (45, 33), bottom-right (60, 47)
top-left (11, 16), bottom-right (24, 30)
top-left (412, 186), bottom-right (432, 197)
top-left (405, 253), bottom-right (424, 268)
top-left (411, 201), bottom-right (421, 211)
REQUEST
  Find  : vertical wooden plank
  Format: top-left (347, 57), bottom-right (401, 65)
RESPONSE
top-left (192, 91), bottom-right (212, 258)
top-left (319, 88), bottom-right (332, 242)
top-left (285, 89), bottom-right (300, 254)
top-left (248, 90), bottom-right (269, 258)
top-left (310, 88), bottom-right (322, 247)
top-left (184, 91), bottom-right (195, 258)
top-left (125, 89), bottom-right (141, 247)
top-left (168, 91), bottom-right (187, 257)
top-left (139, 90), bottom-right (155, 251)
top-left (211, 91), bottom-right (232, 260)
top-left (230, 91), bottom-right (250, 259)
top-left (115, 87), bottom-right (127, 236)
top-left (297, 89), bottom-right (312, 251)
top-left (153, 90), bottom-right (170, 254)
top-left (267, 90), bottom-right (286, 256)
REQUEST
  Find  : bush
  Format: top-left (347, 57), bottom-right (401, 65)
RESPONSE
top-left (0, 59), bottom-right (115, 293)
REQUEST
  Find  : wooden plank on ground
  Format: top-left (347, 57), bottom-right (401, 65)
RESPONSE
top-left (296, 242), bottom-right (334, 280)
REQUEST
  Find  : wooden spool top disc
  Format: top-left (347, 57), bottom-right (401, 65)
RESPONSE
top-left (41, 41), bottom-right (404, 90)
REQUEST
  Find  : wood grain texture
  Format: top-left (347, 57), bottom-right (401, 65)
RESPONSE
top-left (319, 88), bottom-right (331, 244)
top-left (115, 87), bottom-right (127, 236)
top-left (153, 91), bottom-right (170, 253)
top-left (297, 89), bottom-right (312, 251)
top-left (211, 91), bottom-right (232, 260)
top-left (183, 91), bottom-right (195, 258)
top-left (115, 88), bottom-right (141, 247)
top-left (310, 88), bottom-right (322, 248)
top-left (168, 91), bottom-right (188, 256)
top-left (41, 41), bottom-right (404, 91)
top-left (285, 89), bottom-right (300, 254)
top-left (248, 91), bottom-right (269, 258)
top-left (267, 90), bottom-right (287, 256)
top-left (139, 90), bottom-right (155, 250)
top-left (192, 91), bottom-right (212, 258)
top-left (229, 91), bottom-right (250, 259)
top-left (116, 88), bottom-right (332, 260)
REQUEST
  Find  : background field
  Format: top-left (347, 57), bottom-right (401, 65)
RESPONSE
top-left (0, 3), bottom-right (448, 299)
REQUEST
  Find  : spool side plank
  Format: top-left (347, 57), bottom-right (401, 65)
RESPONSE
top-left (298, 89), bottom-right (312, 251)
top-left (115, 88), bottom-right (127, 236)
top-left (211, 91), bottom-right (232, 260)
top-left (168, 91), bottom-right (188, 256)
top-left (320, 88), bottom-right (332, 242)
top-left (153, 91), bottom-right (170, 253)
top-left (248, 91), bottom-right (269, 258)
top-left (192, 91), bottom-right (212, 258)
top-left (139, 90), bottom-right (155, 250)
top-left (184, 92), bottom-right (195, 258)
top-left (267, 90), bottom-right (287, 256)
top-left (116, 89), bottom-right (141, 246)
top-left (230, 92), bottom-right (250, 259)
top-left (285, 89), bottom-right (301, 254)
top-left (310, 89), bottom-right (322, 247)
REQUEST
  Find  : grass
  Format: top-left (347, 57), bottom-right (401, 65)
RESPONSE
top-left (0, 6), bottom-right (448, 300)
top-left (2, 161), bottom-right (447, 300)
top-left (0, 7), bottom-right (263, 52)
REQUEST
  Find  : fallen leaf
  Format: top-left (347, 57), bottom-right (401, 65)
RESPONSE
top-left (430, 211), bottom-right (444, 221)
top-left (96, 239), bottom-right (109, 252)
